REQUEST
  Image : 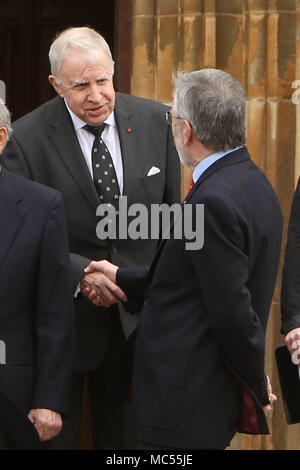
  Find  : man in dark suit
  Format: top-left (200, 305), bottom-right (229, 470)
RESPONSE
top-left (1, 27), bottom-right (181, 449)
top-left (83, 69), bottom-right (283, 449)
top-left (0, 99), bottom-right (74, 448)
top-left (281, 183), bottom-right (300, 363)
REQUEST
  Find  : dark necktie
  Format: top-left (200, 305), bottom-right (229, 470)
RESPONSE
top-left (84, 124), bottom-right (120, 207)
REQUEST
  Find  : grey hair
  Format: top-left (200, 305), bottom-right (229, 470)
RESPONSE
top-left (0, 98), bottom-right (12, 140)
top-left (172, 69), bottom-right (246, 151)
top-left (49, 26), bottom-right (114, 83)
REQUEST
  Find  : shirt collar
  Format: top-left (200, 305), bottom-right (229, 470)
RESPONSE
top-left (64, 99), bottom-right (116, 131)
top-left (193, 146), bottom-right (243, 183)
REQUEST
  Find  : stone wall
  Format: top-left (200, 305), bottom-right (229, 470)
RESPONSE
top-left (130, 0), bottom-right (300, 450)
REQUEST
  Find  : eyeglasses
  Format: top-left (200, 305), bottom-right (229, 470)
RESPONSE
top-left (165, 110), bottom-right (183, 125)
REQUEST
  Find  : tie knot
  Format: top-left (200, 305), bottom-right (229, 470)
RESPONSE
top-left (83, 123), bottom-right (105, 137)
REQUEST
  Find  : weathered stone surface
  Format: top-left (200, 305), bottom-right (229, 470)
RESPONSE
top-left (131, 15), bottom-right (156, 99)
top-left (157, 0), bottom-right (179, 15)
top-left (132, 0), bottom-right (155, 16)
top-left (248, 0), bottom-right (268, 11)
top-left (130, 0), bottom-right (299, 450)
top-left (183, 0), bottom-right (203, 14)
top-left (216, 0), bottom-right (243, 14)
top-left (157, 16), bottom-right (180, 102)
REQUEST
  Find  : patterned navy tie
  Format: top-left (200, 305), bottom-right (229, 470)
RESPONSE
top-left (84, 124), bottom-right (120, 207)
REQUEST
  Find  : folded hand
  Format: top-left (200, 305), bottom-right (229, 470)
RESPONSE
top-left (262, 375), bottom-right (277, 414)
top-left (27, 408), bottom-right (62, 441)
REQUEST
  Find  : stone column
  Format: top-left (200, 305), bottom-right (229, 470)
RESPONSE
top-left (130, 0), bottom-right (300, 450)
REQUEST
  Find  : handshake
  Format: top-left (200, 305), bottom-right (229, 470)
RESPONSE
top-left (80, 260), bottom-right (128, 307)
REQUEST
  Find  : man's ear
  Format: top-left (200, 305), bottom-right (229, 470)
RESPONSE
top-left (48, 75), bottom-right (64, 97)
top-left (0, 127), bottom-right (8, 153)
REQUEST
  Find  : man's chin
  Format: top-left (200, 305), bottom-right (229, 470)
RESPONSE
top-left (85, 106), bottom-right (111, 126)
top-left (85, 110), bottom-right (110, 126)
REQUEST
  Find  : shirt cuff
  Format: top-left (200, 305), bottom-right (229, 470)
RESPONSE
top-left (74, 282), bottom-right (81, 298)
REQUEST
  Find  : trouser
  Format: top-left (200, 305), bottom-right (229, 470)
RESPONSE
top-left (51, 316), bottom-right (127, 450)
top-left (51, 369), bottom-right (125, 449)
top-left (0, 428), bottom-right (17, 450)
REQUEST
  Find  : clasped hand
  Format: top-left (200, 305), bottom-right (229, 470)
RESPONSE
top-left (80, 260), bottom-right (127, 307)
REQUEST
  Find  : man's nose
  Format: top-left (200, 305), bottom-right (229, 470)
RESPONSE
top-left (87, 83), bottom-right (102, 101)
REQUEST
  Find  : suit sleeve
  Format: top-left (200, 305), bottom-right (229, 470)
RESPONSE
top-left (116, 266), bottom-right (149, 313)
top-left (31, 192), bottom-right (75, 415)
top-left (70, 253), bottom-right (92, 293)
top-left (188, 196), bottom-right (267, 403)
top-left (281, 178), bottom-right (300, 334)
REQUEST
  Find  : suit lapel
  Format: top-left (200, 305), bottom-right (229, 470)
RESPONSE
top-left (114, 93), bottom-right (138, 204)
top-left (47, 98), bottom-right (99, 210)
top-left (0, 169), bottom-right (25, 267)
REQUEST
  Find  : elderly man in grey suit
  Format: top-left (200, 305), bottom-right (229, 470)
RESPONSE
top-left (2, 26), bottom-right (181, 449)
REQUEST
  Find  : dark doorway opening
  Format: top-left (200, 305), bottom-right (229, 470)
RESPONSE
top-left (0, 0), bottom-right (118, 120)
top-left (0, 0), bottom-right (133, 450)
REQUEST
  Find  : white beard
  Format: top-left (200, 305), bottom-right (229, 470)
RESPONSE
top-left (174, 133), bottom-right (193, 169)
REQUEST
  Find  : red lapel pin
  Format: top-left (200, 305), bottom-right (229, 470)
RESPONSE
top-left (127, 128), bottom-right (132, 133)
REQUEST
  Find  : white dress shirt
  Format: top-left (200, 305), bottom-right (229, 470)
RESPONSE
top-left (192, 146), bottom-right (243, 183)
top-left (64, 100), bottom-right (124, 195)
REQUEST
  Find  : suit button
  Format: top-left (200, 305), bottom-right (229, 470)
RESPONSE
top-left (144, 299), bottom-right (148, 307)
